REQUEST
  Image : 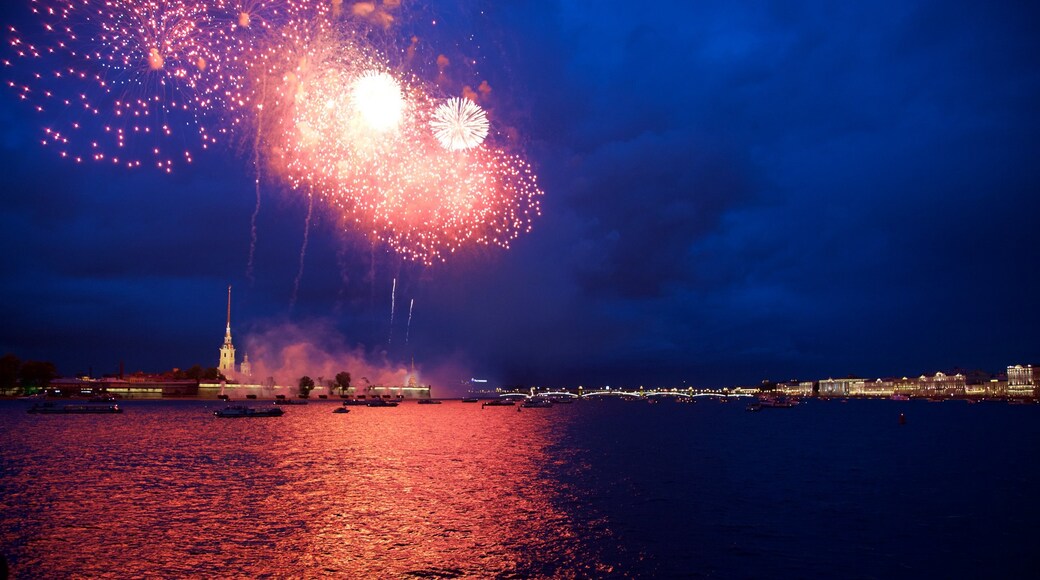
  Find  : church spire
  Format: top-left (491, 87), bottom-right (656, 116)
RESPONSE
top-left (226, 285), bottom-right (232, 332)
top-left (219, 285), bottom-right (236, 374)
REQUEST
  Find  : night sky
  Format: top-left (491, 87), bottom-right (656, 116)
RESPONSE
top-left (1, 1), bottom-right (1039, 390)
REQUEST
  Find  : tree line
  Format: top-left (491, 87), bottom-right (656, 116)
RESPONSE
top-left (0, 354), bottom-right (57, 395)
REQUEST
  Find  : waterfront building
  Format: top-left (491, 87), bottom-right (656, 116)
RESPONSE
top-left (819, 377), bottom-right (865, 397)
top-left (218, 285), bottom-right (236, 375)
top-left (777, 380), bottom-right (814, 396)
top-left (893, 377), bottom-right (919, 397)
top-left (239, 355), bottom-right (252, 378)
top-left (860, 378), bottom-right (896, 397)
top-left (918, 372), bottom-right (966, 397)
top-left (1007, 364), bottom-right (1038, 398)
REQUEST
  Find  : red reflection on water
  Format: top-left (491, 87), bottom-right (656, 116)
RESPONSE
top-left (0, 401), bottom-right (607, 577)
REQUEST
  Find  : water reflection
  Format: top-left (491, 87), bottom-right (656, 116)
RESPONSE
top-left (0, 401), bottom-right (608, 578)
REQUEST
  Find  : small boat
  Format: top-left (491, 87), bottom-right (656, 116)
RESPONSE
top-left (88, 395), bottom-right (118, 403)
top-left (890, 394), bottom-right (910, 401)
top-left (274, 399), bottom-right (308, 405)
top-left (461, 397), bottom-right (480, 403)
top-left (28, 402), bottom-right (123, 414)
top-left (332, 407), bottom-right (350, 414)
top-left (214, 405), bottom-right (284, 418)
top-left (417, 399), bottom-right (442, 405)
top-left (757, 396), bottom-right (797, 408)
top-left (366, 399), bottom-right (399, 407)
top-left (521, 398), bottom-right (553, 408)
top-left (482, 399), bottom-right (514, 407)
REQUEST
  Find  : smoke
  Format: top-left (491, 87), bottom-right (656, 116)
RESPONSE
top-left (240, 319), bottom-right (474, 397)
top-left (242, 319), bottom-right (410, 388)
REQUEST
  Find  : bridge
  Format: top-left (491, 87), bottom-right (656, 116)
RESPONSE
top-left (495, 390), bottom-right (754, 400)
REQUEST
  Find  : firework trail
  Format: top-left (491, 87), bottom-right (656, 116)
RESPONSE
top-left (246, 75), bottom-right (269, 283)
top-left (289, 191), bottom-right (313, 312)
top-left (406, 298), bottom-right (414, 345)
top-left (388, 277), bottom-right (397, 345)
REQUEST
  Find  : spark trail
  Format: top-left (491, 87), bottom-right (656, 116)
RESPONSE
top-left (290, 191), bottom-right (313, 312)
top-left (406, 298), bottom-right (414, 345)
top-left (388, 277), bottom-right (396, 345)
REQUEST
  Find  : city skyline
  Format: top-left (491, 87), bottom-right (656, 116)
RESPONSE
top-left (1, 1), bottom-right (1039, 389)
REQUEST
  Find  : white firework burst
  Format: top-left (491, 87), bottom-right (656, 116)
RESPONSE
top-left (430, 97), bottom-right (490, 150)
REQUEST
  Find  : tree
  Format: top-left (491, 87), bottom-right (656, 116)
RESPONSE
top-left (0, 353), bottom-right (20, 394)
top-left (19, 360), bottom-right (58, 393)
top-left (335, 371), bottom-right (352, 395)
top-left (298, 375), bottom-right (315, 397)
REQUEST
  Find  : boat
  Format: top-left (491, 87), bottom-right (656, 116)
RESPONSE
top-left (757, 395), bottom-right (797, 409)
top-left (366, 399), bottom-right (399, 407)
top-left (890, 394), bottom-right (910, 401)
top-left (214, 405), bottom-right (284, 418)
top-left (274, 399), bottom-right (308, 405)
top-left (482, 399), bottom-right (514, 407)
top-left (341, 399), bottom-right (369, 406)
top-left (417, 399), bottom-right (442, 405)
top-left (461, 397), bottom-right (480, 403)
top-left (28, 402), bottom-right (123, 414)
top-left (746, 403), bottom-right (762, 412)
top-left (332, 407), bottom-right (350, 414)
top-left (521, 398), bottom-right (553, 408)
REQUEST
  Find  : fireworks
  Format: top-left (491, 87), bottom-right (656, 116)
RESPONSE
top-left (430, 97), bottom-right (489, 151)
top-left (6, 0), bottom-right (544, 264)
top-left (351, 70), bottom-right (405, 134)
top-left (6, 0), bottom-right (225, 171)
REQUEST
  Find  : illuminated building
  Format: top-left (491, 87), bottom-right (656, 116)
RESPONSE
top-left (1007, 364), bottom-right (1038, 398)
top-left (239, 355), bottom-right (252, 378)
top-left (819, 377), bottom-right (865, 397)
top-left (217, 285), bottom-right (236, 375)
top-left (918, 372), bottom-right (966, 397)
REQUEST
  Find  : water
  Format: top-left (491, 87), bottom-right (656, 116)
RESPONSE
top-left (1, 398), bottom-right (1037, 578)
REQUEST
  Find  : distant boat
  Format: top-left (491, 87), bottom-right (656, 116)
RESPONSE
top-left (366, 399), bottom-right (399, 407)
top-left (341, 399), bottom-right (369, 406)
top-left (521, 398), bottom-right (553, 408)
top-left (274, 399), bottom-right (307, 405)
top-left (756, 395), bottom-right (797, 409)
top-left (461, 397), bottom-right (480, 403)
top-left (418, 399), bottom-right (442, 405)
top-left (332, 407), bottom-right (350, 414)
top-left (28, 402), bottom-right (123, 415)
top-left (482, 399), bottom-right (514, 407)
top-left (890, 394), bottom-right (910, 401)
top-left (746, 403), bottom-right (762, 412)
top-left (214, 405), bottom-right (284, 418)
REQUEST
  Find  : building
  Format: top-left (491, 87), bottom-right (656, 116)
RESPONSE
top-left (918, 372), bottom-right (966, 397)
top-left (239, 355), bottom-right (252, 378)
top-left (1007, 364), bottom-right (1038, 398)
top-left (218, 285), bottom-right (236, 375)
top-left (819, 377), bottom-right (865, 397)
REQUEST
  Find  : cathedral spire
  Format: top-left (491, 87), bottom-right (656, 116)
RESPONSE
top-left (219, 285), bottom-right (237, 374)
top-left (226, 285), bottom-right (232, 332)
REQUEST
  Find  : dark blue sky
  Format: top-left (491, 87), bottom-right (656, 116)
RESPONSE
top-left (1, 0), bottom-right (1038, 389)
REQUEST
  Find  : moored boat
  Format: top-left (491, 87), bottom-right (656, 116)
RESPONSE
top-left (461, 397), bottom-right (480, 403)
top-left (482, 399), bottom-right (514, 407)
top-left (341, 399), bottom-right (369, 406)
top-left (332, 407), bottom-right (350, 414)
top-left (366, 399), bottom-right (399, 407)
top-left (274, 399), bottom-right (307, 405)
top-left (214, 405), bottom-right (284, 418)
top-left (417, 399), bottom-right (442, 405)
top-left (28, 402), bottom-right (123, 414)
top-left (521, 398), bottom-right (553, 408)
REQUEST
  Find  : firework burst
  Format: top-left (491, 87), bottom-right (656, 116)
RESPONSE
top-left (430, 97), bottom-right (489, 151)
